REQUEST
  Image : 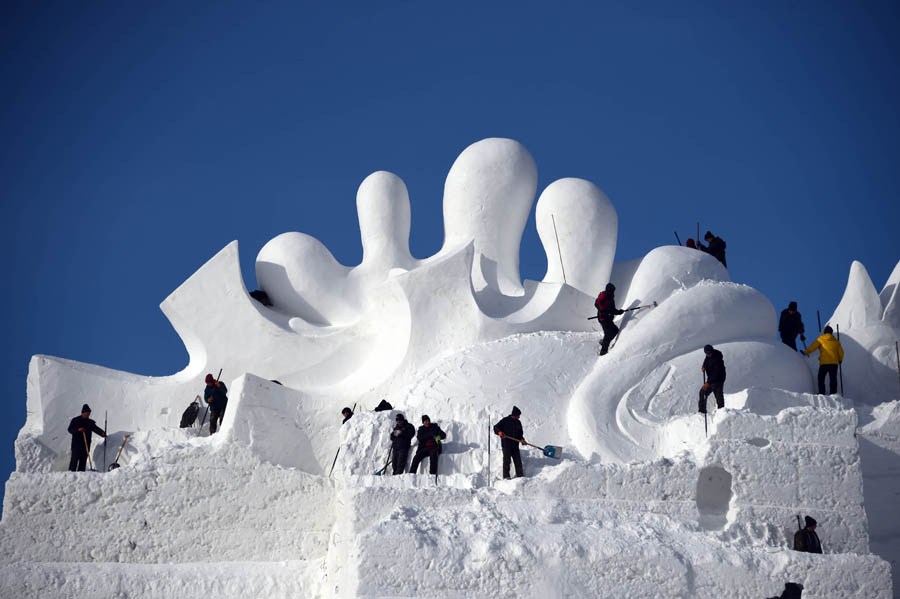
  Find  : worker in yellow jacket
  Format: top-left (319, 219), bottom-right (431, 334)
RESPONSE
top-left (804, 326), bottom-right (844, 394)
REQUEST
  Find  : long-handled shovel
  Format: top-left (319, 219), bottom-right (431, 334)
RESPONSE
top-left (108, 435), bottom-right (130, 471)
top-left (82, 431), bottom-right (95, 472)
top-left (504, 436), bottom-right (562, 459)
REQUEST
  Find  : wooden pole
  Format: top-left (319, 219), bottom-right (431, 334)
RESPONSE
top-left (817, 310), bottom-right (822, 332)
top-left (82, 431), bottom-right (95, 472)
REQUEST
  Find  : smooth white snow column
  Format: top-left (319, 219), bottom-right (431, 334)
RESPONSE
top-left (256, 232), bottom-right (356, 325)
top-left (356, 171), bottom-right (414, 271)
top-left (442, 138), bottom-right (538, 295)
top-left (536, 178), bottom-right (617, 297)
top-left (829, 261), bottom-right (883, 330)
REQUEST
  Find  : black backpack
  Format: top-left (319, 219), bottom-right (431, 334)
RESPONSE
top-left (180, 400), bottom-right (200, 428)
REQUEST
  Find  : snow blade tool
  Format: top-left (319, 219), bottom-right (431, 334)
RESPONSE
top-left (505, 436), bottom-right (562, 459)
top-left (108, 435), bottom-right (130, 471)
top-left (375, 458), bottom-right (392, 476)
top-left (375, 443), bottom-right (392, 476)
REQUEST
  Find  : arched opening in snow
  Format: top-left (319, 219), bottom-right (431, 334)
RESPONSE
top-left (697, 465), bottom-right (733, 530)
top-left (746, 438), bottom-right (770, 448)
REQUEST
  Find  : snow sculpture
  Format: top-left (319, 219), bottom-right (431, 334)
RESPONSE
top-left (880, 260), bottom-right (900, 328)
top-left (5, 137), bottom-right (896, 598)
top-left (830, 261), bottom-right (884, 330)
top-left (441, 137), bottom-right (537, 295)
top-left (536, 177), bottom-right (617, 296)
top-left (825, 259), bottom-right (900, 403)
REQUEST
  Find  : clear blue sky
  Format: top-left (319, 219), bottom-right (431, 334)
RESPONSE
top-left (2, 1), bottom-right (899, 496)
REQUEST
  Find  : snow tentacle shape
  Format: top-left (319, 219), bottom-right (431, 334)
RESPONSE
top-left (567, 279), bottom-right (814, 463)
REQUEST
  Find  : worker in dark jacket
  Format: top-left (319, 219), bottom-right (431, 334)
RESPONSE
top-left (408, 415), bottom-right (447, 475)
top-left (595, 283), bottom-right (625, 356)
top-left (699, 344), bottom-right (726, 413)
top-left (697, 230), bottom-right (727, 267)
top-left (67, 403), bottom-right (106, 471)
top-left (390, 413), bottom-right (416, 475)
top-left (203, 374), bottom-right (229, 434)
top-left (793, 516), bottom-right (823, 554)
top-left (493, 406), bottom-right (526, 478)
top-left (341, 407), bottom-right (354, 424)
top-left (778, 302), bottom-right (806, 351)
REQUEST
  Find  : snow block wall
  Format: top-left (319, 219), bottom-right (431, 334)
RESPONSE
top-left (2, 138), bottom-right (898, 598)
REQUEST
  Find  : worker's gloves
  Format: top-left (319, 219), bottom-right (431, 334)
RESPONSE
top-left (392, 430), bottom-right (400, 437)
top-left (434, 436), bottom-right (442, 444)
top-left (497, 431), bottom-right (505, 437)
top-left (702, 383), bottom-right (710, 390)
top-left (519, 439), bottom-right (527, 445)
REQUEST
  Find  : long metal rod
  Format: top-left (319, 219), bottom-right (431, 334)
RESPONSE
top-left (896, 341), bottom-right (900, 394)
top-left (817, 310), bottom-right (822, 332)
top-left (551, 214), bottom-right (566, 285)
top-left (103, 411), bottom-right (108, 472)
top-left (837, 324), bottom-right (844, 395)
top-left (487, 414), bottom-right (492, 487)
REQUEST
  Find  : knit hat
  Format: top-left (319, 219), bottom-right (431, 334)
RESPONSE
top-left (342, 407), bottom-right (352, 415)
top-left (704, 230), bottom-right (713, 239)
top-left (805, 515), bottom-right (817, 528)
top-left (605, 283), bottom-right (615, 292)
top-left (511, 406), bottom-right (522, 417)
top-left (205, 374), bottom-right (215, 385)
top-left (703, 344), bottom-right (714, 353)
top-left (81, 403), bottom-right (91, 413)
top-left (422, 414), bottom-right (431, 423)
top-left (395, 413), bottom-right (405, 421)
top-left (788, 301), bottom-right (798, 311)
top-left (823, 325), bottom-right (833, 335)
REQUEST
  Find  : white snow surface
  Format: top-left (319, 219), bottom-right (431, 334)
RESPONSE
top-left (3, 138), bottom-right (899, 597)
